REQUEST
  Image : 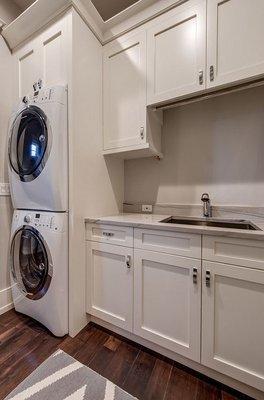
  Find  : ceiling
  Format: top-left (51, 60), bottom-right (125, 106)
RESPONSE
top-left (91, 0), bottom-right (140, 21)
top-left (10, 0), bottom-right (142, 23)
top-left (13, 0), bottom-right (35, 11)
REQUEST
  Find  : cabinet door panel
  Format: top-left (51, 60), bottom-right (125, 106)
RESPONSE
top-left (134, 250), bottom-right (201, 361)
top-left (18, 42), bottom-right (42, 97)
top-left (103, 32), bottom-right (146, 150)
top-left (207, 0), bottom-right (264, 88)
top-left (147, 1), bottom-right (206, 105)
top-left (202, 261), bottom-right (264, 391)
top-left (41, 17), bottom-right (68, 87)
top-left (87, 242), bottom-right (133, 331)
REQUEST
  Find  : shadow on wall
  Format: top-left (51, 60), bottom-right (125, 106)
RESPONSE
top-left (124, 85), bottom-right (264, 206)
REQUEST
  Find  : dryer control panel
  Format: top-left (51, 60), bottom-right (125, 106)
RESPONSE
top-left (29, 85), bottom-right (67, 105)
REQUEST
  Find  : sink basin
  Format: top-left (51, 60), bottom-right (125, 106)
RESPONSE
top-left (159, 216), bottom-right (260, 231)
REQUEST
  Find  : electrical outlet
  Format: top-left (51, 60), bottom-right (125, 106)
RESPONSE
top-left (0, 183), bottom-right (10, 196)
top-left (142, 204), bottom-right (153, 213)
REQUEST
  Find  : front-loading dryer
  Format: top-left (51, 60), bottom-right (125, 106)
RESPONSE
top-left (8, 85), bottom-right (68, 212)
top-left (10, 210), bottom-right (68, 337)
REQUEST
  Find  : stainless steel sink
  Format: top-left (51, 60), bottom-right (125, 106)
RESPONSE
top-left (159, 216), bottom-right (260, 231)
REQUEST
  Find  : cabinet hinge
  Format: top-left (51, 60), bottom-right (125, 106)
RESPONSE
top-left (140, 126), bottom-right (144, 140)
top-left (198, 70), bottom-right (203, 85)
top-left (210, 65), bottom-right (214, 82)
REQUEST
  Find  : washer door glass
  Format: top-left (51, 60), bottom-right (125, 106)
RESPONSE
top-left (11, 227), bottom-right (52, 300)
top-left (9, 106), bottom-right (49, 182)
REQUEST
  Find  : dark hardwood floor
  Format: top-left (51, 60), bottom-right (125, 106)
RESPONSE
top-left (0, 309), bottom-right (254, 400)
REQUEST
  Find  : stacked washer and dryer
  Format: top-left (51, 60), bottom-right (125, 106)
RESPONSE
top-left (8, 85), bottom-right (68, 337)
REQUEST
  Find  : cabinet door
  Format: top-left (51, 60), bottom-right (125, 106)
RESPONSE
top-left (15, 14), bottom-right (69, 97)
top-left (87, 242), bottom-right (133, 331)
top-left (40, 15), bottom-right (69, 87)
top-left (103, 31), bottom-right (147, 150)
top-left (147, 1), bottom-right (206, 105)
top-left (134, 249), bottom-right (201, 361)
top-left (202, 261), bottom-right (264, 391)
top-left (207, 0), bottom-right (264, 88)
top-left (16, 39), bottom-right (43, 97)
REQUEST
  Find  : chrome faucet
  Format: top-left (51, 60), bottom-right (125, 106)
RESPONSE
top-left (201, 193), bottom-right (212, 218)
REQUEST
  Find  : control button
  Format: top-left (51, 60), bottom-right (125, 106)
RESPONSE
top-left (24, 215), bottom-right (31, 223)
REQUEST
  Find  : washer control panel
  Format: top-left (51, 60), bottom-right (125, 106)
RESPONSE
top-left (14, 212), bottom-right (66, 233)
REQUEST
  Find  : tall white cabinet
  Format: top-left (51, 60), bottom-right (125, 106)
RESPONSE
top-left (12, 10), bottom-right (123, 337)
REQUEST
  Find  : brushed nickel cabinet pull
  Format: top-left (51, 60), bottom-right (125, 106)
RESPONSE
top-left (193, 267), bottom-right (198, 284)
top-left (206, 270), bottom-right (211, 287)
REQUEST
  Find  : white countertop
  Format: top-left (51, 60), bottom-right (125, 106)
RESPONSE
top-left (85, 213), bottom-right (264, 240)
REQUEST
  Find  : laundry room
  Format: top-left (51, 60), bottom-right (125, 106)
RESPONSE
top-left (1, 1), bottom-right (264, 400)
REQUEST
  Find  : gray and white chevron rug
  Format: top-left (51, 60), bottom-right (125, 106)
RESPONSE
top-left (5, 350), bottom-right (137, 400)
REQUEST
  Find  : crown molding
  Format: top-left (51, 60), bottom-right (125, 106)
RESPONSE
top-left (1, 0), bottom-right (186, 50)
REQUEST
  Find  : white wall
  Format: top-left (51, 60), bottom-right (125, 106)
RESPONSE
top-left (0, 4), bottom-right (17, 314)
top-left (125, 85), bottom-right (264, 208)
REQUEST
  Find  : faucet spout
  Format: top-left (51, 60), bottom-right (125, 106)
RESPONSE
top-left (201, 193), bottom-right (212, 218)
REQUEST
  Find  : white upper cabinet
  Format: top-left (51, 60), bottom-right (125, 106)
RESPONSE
top-left (16, 38), bottom-right (43, 97)
top-left (207, 0), bottom-right (264, 88)
top-left (147, 0), bottom-right (206, 105)
top-left (202, 261), bottom-right (264, 392)
top-left (103, 32), bottom-right (147, 150)
top-left (134, 249), bottom-right (201, 361)
top-left (15, 14), bottom-right (70, 97)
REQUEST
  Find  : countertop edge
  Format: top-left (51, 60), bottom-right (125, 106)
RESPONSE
top-left (84, 215), bottom-right (264, 241)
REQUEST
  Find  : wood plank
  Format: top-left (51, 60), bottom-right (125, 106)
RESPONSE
top-left (144, 358), bottom-right (173, 400)
top-left (103, 335), bottom-right (121, 351)
top-left (72, 328), bottom-right (109, 366)
top-left (122, 350), bottom-right (157, 399)
top-left (90, 340), bottom-right (140, 387)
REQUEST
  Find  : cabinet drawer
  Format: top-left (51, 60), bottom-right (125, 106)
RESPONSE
top-left (86, 223), bottom-right (133, 247)
top-left (203, 235), bottom-right (264, 269)
top-left (134, 228), bottom-right (201, 258)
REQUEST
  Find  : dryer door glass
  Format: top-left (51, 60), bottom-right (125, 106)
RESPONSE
top-left (9, 106), bottom-right (49, 182)
top-left (11, 227), bottom-right (52, 300)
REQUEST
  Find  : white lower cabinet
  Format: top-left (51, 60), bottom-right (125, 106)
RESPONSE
top-left (202, 261), bottom-right (264, 392)
top-left (86, 242), bottom-right (133, 331)
top-left (86, 224), bottom-right (264, 393)
top-left (134, 249), bottom-right (201, 361)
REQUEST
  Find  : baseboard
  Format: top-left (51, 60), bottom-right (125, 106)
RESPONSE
top-left (0, 286), bottom-right (13, 315)
top-left (90, 315), bottom-right (263, 400)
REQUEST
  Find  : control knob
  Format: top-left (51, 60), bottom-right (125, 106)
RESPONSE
top-left (22, 96), bottom-right (28, 104)
top-left (24, 215), bottom-right (31, 223)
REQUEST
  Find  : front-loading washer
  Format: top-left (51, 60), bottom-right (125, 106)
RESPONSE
top-left (8, 85), bottom-right (68, 212)
top-left (10, 210), bottom-right (68, 337)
